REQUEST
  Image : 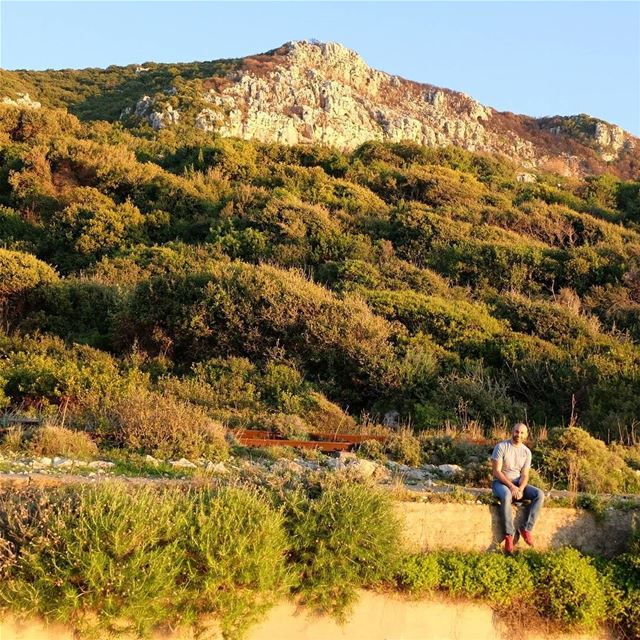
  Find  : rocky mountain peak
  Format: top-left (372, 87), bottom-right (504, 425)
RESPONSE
top-left (72, 40), bottom-right (637, 178)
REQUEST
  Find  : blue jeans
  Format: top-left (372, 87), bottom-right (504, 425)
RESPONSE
top-left (492, 480), bottom-right (544, 537)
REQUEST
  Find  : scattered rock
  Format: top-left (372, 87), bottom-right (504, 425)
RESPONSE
top-left (325, 457), bottom-right (343, 471)
top-left (145, 455), bottom-right (161, 465)
top-left (88, 460), bottom-right (115, 469)
top-left (169, 458), bottom-right (197, 469)
top-left (272, 460), bottom-right (305, 475)
top-left (204, 461), bottom-right (228, 474)
top-left (52, 457), bottom-right (73, 468)
top-left (352, 458), bottom-right (377, 478)
top-left (438, 464), bottom-right (463, 477)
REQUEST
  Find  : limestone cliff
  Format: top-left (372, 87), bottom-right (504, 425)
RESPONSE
top-left (3, 41), bottom-right (636, 178)
top-left (147, 40), bottom-right (637, 177)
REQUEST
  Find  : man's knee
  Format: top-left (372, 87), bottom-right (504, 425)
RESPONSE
top-left (529, 486), bottom-right (544, 503)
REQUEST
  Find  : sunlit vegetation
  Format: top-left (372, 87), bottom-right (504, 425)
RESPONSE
top-left (0, 102), bottom-right (639, 451)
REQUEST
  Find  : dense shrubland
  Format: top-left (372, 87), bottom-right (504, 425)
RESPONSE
top-left (0, 482), bottom-right (638, 638)
top-left (0, 103), bottom-right (639, 472)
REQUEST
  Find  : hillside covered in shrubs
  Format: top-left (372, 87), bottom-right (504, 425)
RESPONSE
top-left (0, 101), bottom-right (639, 476)
top-left (1, 85), bottom-right (640, 639)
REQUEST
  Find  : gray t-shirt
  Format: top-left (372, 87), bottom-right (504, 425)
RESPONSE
top-left (491, 440), bottom-right (532, 482)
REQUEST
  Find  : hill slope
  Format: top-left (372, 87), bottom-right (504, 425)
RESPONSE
top-left (0, 95), bottom-right (639, 440)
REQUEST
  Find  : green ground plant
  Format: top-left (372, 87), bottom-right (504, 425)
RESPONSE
top-left (80, 387), bottom-right (229, 460)
top-left (529, 548), bottom-right (608, 629)
top-left (281, 481), bottom-right (401, 618)
top-left (178, 487), bottom-right (290, 638)
top-left (0, 485), bottom-right (186, 635)
top-left (538, 427), bottom-right (640, 493)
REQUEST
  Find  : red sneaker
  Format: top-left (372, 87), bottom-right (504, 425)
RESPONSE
top-left (503, 534), bottom-right (514, 554)
top-left (519, 528), bottom-right (534, 547)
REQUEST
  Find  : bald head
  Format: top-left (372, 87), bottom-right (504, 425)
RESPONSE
top-left (511, 422), bottom-right (528, 445)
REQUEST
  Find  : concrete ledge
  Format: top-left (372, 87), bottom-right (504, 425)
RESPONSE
top-left (399, 502), bottom-right (637, 557)
top-left (0, 593), bottom-right (610, 640)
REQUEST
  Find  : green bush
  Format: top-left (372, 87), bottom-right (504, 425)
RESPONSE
top-left (0, 340), bottom-right (124, 407)
top-left (0, 485), bottom-right (289, 638)
top-left (420, 435), bottom-right (490, 466)
top-left (85, 388), bottom-right (229, 460)
top-left (532, 548), bottom-right (608, 629)
top-left (469, 553), bottom-right (534, 606)
top-left (22, 279), bottom-right (125, 349)
top-left (0, 248), bottom-right (58, 298)
top-left (384, 429), bottom-right (422, 466)
top-left (356, 439), bottom-right (387, 463)
top-left (283, 482), bottom-right (401, 617)
top-left (437, 551), bottom-right (481, 597)
top-left (538, 427), bottom-right (639, 493)
top-left (396, 553), bottom-right (440, 595)
top-left (122, 262), bottom-right (398, 406)
top-left (0, 485), bottom-right (186, 635)
top-left (434, 551), bottom-right (534, 606)
top-left (362, 288), bottom-right (505, 356)
top-left (29, 424), bottom-right (98, 459)
top-left (180, 487), bottom-right (289, 638)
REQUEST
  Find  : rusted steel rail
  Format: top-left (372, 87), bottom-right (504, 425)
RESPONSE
top-left (232, 428), bottom-right (388, 452)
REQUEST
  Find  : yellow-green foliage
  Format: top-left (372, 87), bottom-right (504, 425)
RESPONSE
top-left (533, 549), bottom-right (608, 629)
top-left (362, 288), bottom-right (505, 353)
top-left (283, 483), bottom-right (401, 616)
top-left (29, 424), bottom-right (98, 459)
top-left (0, 482), bottom-right (636, 637)
top-left (125, 261), bottom-right (399, 402)
top-left (87, 388), bottom-right (229, 460)
top-left (539, 427), bottom-right (640, 493)
top-left (0, 336), bottom-right (125, 405)
top-left (0, 484), bottom-right (288, 638)
top-left (398, 548), bottom-right (623, 631)
top-left (0, 482), bottom-right (400, 637)
top-left (0, 249), bottom-right (58, 297)
top-left (53, 186), bottom-right (144, 258)
top-left (489, 290), bottom-right (600, 347)
top-left (1, 101), bottom-right (640, 446)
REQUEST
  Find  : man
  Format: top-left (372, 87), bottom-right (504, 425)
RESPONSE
top-left (491, 422), bottom-right (544, 553)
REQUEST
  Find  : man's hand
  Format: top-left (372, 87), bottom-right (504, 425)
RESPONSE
top-left (493, 459), bottom-right (523, 499)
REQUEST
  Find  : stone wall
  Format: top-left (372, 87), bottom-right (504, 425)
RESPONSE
top-left (399, 502), bottom-right (637, 557)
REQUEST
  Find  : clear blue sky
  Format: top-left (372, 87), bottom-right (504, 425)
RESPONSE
top-left (1, 1), bottom-right (639, 135)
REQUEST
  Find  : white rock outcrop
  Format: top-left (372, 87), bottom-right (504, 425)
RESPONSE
top-left (1, 93), bottom-right (41, 109)
top-left (201, 41), bottom-right (496, 155)
top-left (123, 40), bottom-right (636, 176)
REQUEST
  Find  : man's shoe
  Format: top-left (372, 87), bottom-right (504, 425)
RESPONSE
top-left (503, 534), bottom-right (514, 554)
top-left (519, 528), bottom-right (534, 546)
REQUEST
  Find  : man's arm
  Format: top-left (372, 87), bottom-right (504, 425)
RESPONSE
top-left (517, 467), bottom-right (529, 495)
top-left (492, 458), bottom-right (521, 499)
